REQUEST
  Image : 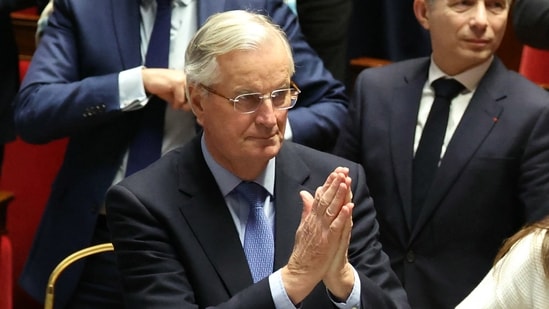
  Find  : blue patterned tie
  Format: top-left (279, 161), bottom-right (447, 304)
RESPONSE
top-left (126, 0), bottom-right (172, 176)
top-left (234, 181), bottom-right (274, 283)
top-left (412, 78), bottom-right (464, 224)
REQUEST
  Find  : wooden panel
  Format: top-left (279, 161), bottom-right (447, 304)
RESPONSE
top-left (10, 12), bottom-right (38, 60)
top-left (0, 191), bottom-right (14, 234)
top-left (347, 57), bottom-right (393, 90)
top-left (497, 18), bottom-right (523, 72)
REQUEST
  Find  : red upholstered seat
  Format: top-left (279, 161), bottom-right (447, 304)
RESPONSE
top-left (19, 59), bottom-right (30, 83)
top-left (0, 235), bottom-right (13, 309)
top-left (0, 59), bottom-right (67, 309)
top-left (519, 46), bottom-right (549, 89)
top-left (0, 190), bottom-right (14, 309)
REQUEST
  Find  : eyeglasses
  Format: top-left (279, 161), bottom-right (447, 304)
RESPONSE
top-left (200, 81), bottom-right (301, 114)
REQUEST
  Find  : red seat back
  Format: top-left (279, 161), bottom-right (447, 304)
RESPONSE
top-left (519, 46), bottom-right (549, 89)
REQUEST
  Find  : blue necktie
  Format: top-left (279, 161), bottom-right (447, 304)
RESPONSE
top-left (126, 0), bottom-right (172, 176)
top-left (412, 78), bottom-right (464, 224)
top-left (234, 181), bottom-right (274, 283)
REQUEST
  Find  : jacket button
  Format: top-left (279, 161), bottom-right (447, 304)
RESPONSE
top-left (406, 250), bottom-right (415, 263)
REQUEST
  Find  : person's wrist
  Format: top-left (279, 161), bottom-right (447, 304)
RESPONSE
top-left (280, 265), bottom-right (320, 305)
top-left (323, 263), bottom-right (354, 300)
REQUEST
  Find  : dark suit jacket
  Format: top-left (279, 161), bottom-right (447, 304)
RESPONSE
top-left (14, 0), bottom-right (349, 305)
top-left (296, 0), bottom-right (352, 82)
top-left (105, 136), bottom-right (410, 308)
top-left (334, 57), bottom-right (549, 309)
top-left (347, 0), bottom-right (431, 62)
top-left (513, 0), bottom-right (549, 49)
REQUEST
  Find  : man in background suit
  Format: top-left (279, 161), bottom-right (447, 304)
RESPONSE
top-left (106, 10), bottom-right (409, 308)
top-left (513, 0), bottom-right (549, 49)
top-left (296, 0), bottom-right (352, 83)
top-left (335, 0), bottom-right (549, 308)
top-left (13, 0), bottom-right (349, 308)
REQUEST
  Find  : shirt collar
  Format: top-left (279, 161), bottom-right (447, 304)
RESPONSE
top-left (200, 135), bottom-right (276, 198)
top-left (428, 56), bottom-right (493, 92)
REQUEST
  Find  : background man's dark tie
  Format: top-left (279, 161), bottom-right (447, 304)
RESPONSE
top-left (412, 78), bottom-right (464, 224)
top-left (126, 0), bottom-right (172, 176)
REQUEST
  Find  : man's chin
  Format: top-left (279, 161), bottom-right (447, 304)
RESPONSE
top-left (254, 142), bottom-right (282, 159)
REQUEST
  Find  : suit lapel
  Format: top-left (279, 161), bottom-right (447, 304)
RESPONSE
top-left (390, 61), bottom-right (429, 231)
top-left (111, 0), bottom-right (142, 69)
top-left (411, 59), bottom-right (505, 239)
top-left (174, 140), bottom-right (312, 293)
top-left (176, 138), bottom-right (253, 295)
top-left (272, 144), bottom-right (311, 269)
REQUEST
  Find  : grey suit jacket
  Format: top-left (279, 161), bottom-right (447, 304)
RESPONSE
top-left (335, 57), bottom-right (549, 309)
top-left (106, 136), bottom-right (410, 308)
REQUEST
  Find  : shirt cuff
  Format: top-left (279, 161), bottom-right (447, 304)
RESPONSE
top-left (119, 66), bottom-right (149, 110)
top-left (269, 267), bottom-right (361, 309)
top-left (269, 269), bottom-right (300, 309)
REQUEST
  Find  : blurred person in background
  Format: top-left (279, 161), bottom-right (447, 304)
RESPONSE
top-left (513, 0), bottom-right (549, 49)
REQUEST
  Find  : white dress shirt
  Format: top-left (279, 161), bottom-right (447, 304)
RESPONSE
top-left (110, 0), bottom-right (197, 193)
top-left (414, 57), bottom-right (493, 163)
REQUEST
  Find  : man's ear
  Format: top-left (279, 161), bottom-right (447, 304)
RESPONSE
top-left (414, 0), bottom-right (431, 30)
top-left (187, 83), bottom-right (205, 126)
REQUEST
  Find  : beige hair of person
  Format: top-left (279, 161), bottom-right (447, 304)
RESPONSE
top-left (495, 215), bottom-right (549, 277)
top-left (184, 10), bottom-right (295, 87)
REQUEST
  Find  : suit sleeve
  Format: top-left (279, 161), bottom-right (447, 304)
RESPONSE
top-left (348, 161), bottom-right (410, 308)
top-left (13, 0), bottom-right (123, 144)
top-left (268, 0), bottom-right (349, 151)
top-left (513, 0), bottom-right (549, 49)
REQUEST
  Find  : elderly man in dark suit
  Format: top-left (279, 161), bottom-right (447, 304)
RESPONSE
top-left (105, 10), bottom-right (409, 309)
top-left (335, 0), bottom-right (549, 308)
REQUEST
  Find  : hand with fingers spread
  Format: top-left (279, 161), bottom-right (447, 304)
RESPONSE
top-left (142, 68), bottom-right (191, 111)
top-left (281, 167), bottom-right (356, 304)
